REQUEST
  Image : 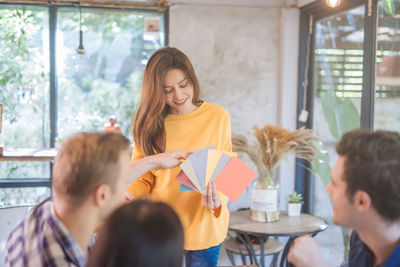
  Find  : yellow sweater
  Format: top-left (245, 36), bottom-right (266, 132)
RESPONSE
top-left (127, 102), bottom-right (232, 250)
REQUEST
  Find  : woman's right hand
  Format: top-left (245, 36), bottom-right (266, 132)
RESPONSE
top-left (129, 150), bottom-right (191, 183)
top-left (125, 192), bottom-right (135, 203)
top-left (152, 150), bottom-right (192, 169)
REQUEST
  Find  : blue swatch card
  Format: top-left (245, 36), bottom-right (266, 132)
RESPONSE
top-left (179, 183), bottom-right (195, 192)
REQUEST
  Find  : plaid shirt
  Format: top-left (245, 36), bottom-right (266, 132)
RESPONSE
top-left (4, 198), bottom-right (87, 267)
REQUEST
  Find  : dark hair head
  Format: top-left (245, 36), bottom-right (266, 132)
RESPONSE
top-left (87, 200), bottom-right (184, 267)
top-left (132, 47), bottom-right (201, 156)
top-left (336, 129), bottom-right (400, 222)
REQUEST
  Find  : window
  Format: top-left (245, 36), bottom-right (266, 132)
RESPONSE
top-left (374, 0), bottom-right (400, 130)
top-left (310, 5), bottom-right (364, 265)
top-left (0, 3), bottom-right (166, 207)
top-left (297, 0), bottom-right (399, 264)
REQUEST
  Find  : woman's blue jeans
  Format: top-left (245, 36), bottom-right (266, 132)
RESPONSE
top-left (184, 243), bottom-right (222, 267)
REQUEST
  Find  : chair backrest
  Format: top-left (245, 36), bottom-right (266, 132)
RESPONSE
top-left (0, 205), bottom-right (34, 264)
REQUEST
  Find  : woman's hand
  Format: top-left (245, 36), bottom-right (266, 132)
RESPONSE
top-left (202, 182), bottom-right (221, 210)
top-left (153, 150), bottom-right (192, 169)
top-left (124, 192), bottom-right (135, 203)
top-left (129, 150), bottom-right (191, 184)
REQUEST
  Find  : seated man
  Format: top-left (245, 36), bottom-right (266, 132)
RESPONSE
top-left (4, 132), bottom-right (190, 267)
top-left (288, 129), bottom-right (400, 267)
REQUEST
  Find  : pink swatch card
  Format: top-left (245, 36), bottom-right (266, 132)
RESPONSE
top-left (175, 170), bottom-right (198, 192)
top-left (214, 157), bottom-right (257, 202)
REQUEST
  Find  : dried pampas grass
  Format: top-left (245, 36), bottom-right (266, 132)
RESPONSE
top-left (233, 124), bottom-right (321, 189)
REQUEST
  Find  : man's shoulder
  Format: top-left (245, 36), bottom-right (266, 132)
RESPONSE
top-left (348, 231), bottom-right (373, 267)
top-left (4, 199), bottom-right (65, 267)
top-left (381, 240), bottom-right (400, 267)
top-left (349, 230), bottom-right (400, 267)
top-left (4, 218), bottom-right (27, 267)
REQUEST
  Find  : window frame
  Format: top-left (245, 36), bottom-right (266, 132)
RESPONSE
top-left (296, 0), bottom-right (378, 213)
top-left (0, 2), bottom-right (168, 190)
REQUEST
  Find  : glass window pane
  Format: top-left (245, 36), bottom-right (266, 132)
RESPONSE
top-left (311, 6), bottom-right (364, 264)
top-left (374, 1), bottom-right (400, 131)
top-left (0, 5), bottom-right (50, 179)
top-left (0, 187), bottom-right (50, 207)
top-left (0, 161), bottom-right (50, 178)
top-left (57, 8), bottom-right (165, 140)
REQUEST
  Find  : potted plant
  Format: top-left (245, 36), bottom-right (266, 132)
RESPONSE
top-left (287, 192), bottom-right (304, 216)
top-left (55, 137), bottom-right (63, 150)
top-left (233, 124), bottom-right (320, 222)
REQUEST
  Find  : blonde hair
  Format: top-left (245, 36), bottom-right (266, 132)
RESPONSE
top-left (53, 132), bottom-right (130, 203)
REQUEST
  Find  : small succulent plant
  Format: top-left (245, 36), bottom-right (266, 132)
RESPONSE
top-left (288, 192), bottom-right (304, 204)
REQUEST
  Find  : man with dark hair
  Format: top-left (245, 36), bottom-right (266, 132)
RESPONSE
top-left (4, 132), bottom-right (190, 267)
top-left (288, 129), bottom-right (400, 267)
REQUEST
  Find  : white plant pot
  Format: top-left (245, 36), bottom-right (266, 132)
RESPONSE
top-left (287, 203), bottom-right (302, 216)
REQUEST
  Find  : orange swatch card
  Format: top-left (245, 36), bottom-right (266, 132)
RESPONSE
top-left (214, 157), bottom-right (257, 202)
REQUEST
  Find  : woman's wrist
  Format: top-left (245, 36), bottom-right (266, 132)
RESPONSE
top-left (148, 154), bottom-right (162, 169)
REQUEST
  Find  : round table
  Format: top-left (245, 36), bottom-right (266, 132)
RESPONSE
top-left (228, 210), bottom-right (328, 267)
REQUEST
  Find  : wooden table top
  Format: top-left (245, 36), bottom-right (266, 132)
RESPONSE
top-left (229, 210), bottom-right (328, 237)
top-left (0, 148), bottom-right (57, 162)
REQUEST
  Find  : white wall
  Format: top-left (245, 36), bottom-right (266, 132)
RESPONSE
top-left (170, 5), bottom-right (279, 133)
top-left (169, 3), bottom-right (299, 211)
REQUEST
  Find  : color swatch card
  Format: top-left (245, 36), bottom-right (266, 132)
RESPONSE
top-left (176, 170), bottom-right (198, 192)
top-left (175, 147), bottom-right (256, 202)
top-left (213, 157), bottom-right (257, 202)
top-left (188, 147), bottom-right (212, 191)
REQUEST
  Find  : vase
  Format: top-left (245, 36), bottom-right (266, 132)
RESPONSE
top-left (250, 181), bottom-right (280, 223)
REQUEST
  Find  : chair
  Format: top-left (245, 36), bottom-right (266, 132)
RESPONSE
top-left (0, 205), bottom-right (34, 264)
top-left (224, 233), bottom-right (282, 267)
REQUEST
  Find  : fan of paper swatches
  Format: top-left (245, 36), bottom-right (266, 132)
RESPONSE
top-left (175, 147), bottom-right (255, 202)
top-left (179, 158), bottom-right (205, 194)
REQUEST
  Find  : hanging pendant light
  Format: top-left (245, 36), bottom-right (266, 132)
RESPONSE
top-left (77, 4), bottom-right (85, 54)
top-left (325, 0), bottom-right (341, 8)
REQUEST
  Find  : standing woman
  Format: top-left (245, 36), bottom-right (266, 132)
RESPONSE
top-left (126, 47), bottom-right (232, 267)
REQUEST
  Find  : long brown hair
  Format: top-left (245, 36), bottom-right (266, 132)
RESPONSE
top-left (133, 47), bottom-right (201, 156)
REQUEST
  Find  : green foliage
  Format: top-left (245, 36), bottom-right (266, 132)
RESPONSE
top-left (314, 89), bottom-right (360, 188)
top-left (382, 0), bottom-right (396, 16)
top-left (0, 6), bottom-right (49, 150)
top-left (288, 191), bottom-right (304, 204)
top-left (321, 90), bottom-right (360, 141)
top-left (0, 5), bottom-right (163, 208)
top-left (312, 144), bottom-right (331, 189)
top-left (0, 187), bottom-right (50, 208)
top-left (55, 9), bottom-right (161, 140)
top-left (314, 83), bottom-right (360, 260)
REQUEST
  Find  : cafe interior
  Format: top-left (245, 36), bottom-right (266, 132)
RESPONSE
top-left (0, 0), bottom-right (399, 266)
